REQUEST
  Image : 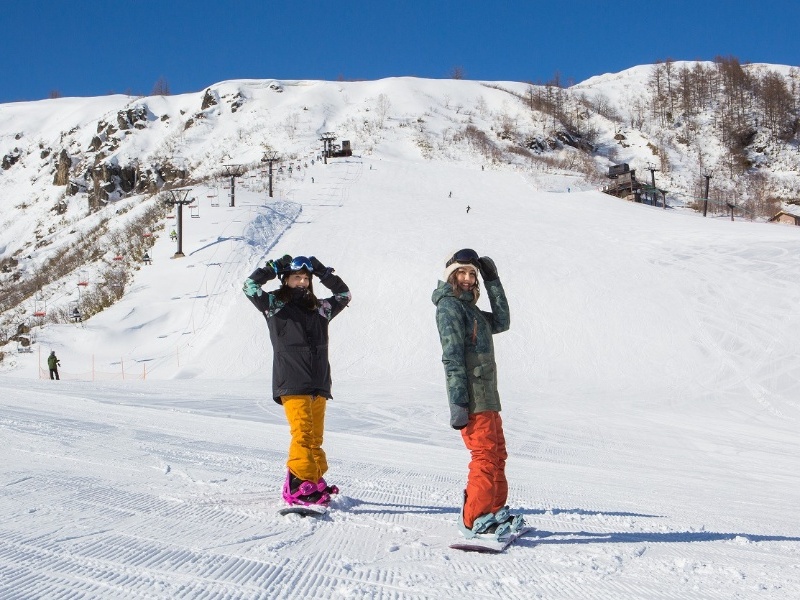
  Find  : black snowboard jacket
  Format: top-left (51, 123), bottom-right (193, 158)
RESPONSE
top-left (245, 268), bottom-right (350, 403)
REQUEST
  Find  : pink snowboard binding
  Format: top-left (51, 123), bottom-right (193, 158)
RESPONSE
top-left (317, 476), bottom-right (339, 496)
top-left (282, 471), bottom-right (330, 507)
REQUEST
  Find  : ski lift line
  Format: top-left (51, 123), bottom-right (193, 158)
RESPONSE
top-left (669, 190), bottom-right (756, 216)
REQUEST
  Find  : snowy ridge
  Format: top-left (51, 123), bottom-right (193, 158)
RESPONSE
top-left (2, 74), bottom-right (800, 598)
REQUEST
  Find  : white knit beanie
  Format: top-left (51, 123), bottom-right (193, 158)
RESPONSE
top-left (443, 260), bottom-right (478, 283)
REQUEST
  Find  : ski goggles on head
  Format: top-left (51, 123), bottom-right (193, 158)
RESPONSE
top-left (446, 248), bottom-right (479, 268)
top-left (287, 256), bottom-right (313, 272)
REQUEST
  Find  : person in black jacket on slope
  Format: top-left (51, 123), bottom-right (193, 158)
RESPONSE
top-left (243, 255), bottom-right (351, 506)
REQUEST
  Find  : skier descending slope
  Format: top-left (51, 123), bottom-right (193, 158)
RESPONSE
top-left (432, 249), bottom-right (524, 541)
top-left (243, 255), bottom-right (351, 507)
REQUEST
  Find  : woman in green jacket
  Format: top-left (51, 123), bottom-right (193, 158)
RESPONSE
top-left (432, 248), bottom-right (523, 540)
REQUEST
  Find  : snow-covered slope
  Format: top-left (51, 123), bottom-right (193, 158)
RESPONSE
top-left (3, 149), bottom-right (800, 597)
top-left (2, 72), bottom-right (800, 599)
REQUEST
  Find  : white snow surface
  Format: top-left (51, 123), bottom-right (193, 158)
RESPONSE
top-left (2, 76), bottom-right (800, 599)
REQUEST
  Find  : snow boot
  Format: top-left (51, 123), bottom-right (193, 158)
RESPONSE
top-left (458, 491), bottom-right (500, 540)
top-left (282, 471), bottom-right (330, 507)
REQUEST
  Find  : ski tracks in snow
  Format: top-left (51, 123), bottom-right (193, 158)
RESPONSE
top-left (3, 383), bottom-right (800, 599)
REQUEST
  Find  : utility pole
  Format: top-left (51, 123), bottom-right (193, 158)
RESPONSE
top-left (261, 151), bottom-right (280, 198)
top-left (320, 133), bottom-right (336, 164)
top-left (702, 171), bottom-right (712, 217)
top-left (223, 164), bottom-right (246, 207)
top-left (162, 189), bottom-right (194, 258)
top-left (646, 163), bottom-right (659, 206)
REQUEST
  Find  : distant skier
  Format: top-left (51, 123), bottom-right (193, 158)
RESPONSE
top-left (170, 229), bottom-right (177, 241)
top-left (243, 255), bottom-right (351, 507)
top-left (449, 191), bottom-right (452, 198)
top-left (47, 351), bottom-right (61, 380)
top-left (432, 249), bottom-right (524, 541)
top-left (466, 205), bottom-right (471, 213)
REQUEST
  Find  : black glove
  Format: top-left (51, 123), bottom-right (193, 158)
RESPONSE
top-left (269, 255), bottom-right (293, 275)
top-left (450, 404), bottom-right (469, 430)
top-left (309, 256), bottom-right (334, 280)
top-left (246, 264), bottom-right (276, 288)
top-left (477, 256), bottom-right (499, 282)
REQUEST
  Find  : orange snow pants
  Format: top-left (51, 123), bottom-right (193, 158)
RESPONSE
top-left (282, 394), bottom-right (328, 482)
top-left (460, 411), bottom-right (508, 528)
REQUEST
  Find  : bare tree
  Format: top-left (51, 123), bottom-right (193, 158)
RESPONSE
top-left (759, 71), bottom-right (795, 141)
top-left (450, 66), bottom-right (466, 80)
top-left (152, 77), bottom-right (171, 96)
top-left (376, 93), bottom-right (391, 128)
top-left (648, 62), bottom-right (670, 126)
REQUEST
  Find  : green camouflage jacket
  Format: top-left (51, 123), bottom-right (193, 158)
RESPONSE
top-left (432, 278), bottom-right (510, 429)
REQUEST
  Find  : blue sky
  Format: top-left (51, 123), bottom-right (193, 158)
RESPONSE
top-left (1, 0), bottom-right (798, 103)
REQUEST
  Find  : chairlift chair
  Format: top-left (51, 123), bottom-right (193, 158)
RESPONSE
top-left (69, 301), bottom-right (82, 323)
top-left (33, 295), bottom-right (46, 318)
top-left (16, 336), bottom-right (32, 352)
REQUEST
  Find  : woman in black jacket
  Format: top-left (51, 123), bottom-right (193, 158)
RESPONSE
top-left (244, 255), bottom-right (351, 506)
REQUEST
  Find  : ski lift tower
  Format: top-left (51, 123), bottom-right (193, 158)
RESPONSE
top-left (162, 189), bottom-right (195, 258)
top-left (261, 151), bottom-right (281, 198)
top-left (320, 133), bottom-right (336, 164)
top-left (702, 171), bottom-right (713, 217)
top-left (223, 164), bottom-right (246, 207)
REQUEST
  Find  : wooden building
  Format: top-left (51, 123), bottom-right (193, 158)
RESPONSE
top-left (602, 163), bottom-right (645, 202)
top-left (769, 209), bottom-right (800, 226)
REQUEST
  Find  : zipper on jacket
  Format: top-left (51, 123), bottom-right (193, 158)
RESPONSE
top-left (472, 318), bottom-right (478, 344)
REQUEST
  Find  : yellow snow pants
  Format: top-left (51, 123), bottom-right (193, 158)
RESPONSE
top-left (282, 394), bottom-right (328, 482)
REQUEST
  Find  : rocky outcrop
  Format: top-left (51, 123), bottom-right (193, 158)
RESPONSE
top-left (116, 106), bottom-right (148, 131)
top-left (201, 88), bottom-right (218, 110)
top-left (2, 149), bottom-right (21, 170)
top-left (84, 158), bottom-right (187, 209)
top-left (54, 149), bottom-right (72, 185)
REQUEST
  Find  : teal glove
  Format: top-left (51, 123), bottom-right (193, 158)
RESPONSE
top-left (243, 278), bottom-right (262, 297)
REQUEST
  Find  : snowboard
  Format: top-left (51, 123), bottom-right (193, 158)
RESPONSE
top-left (449, 526), bottom-right (531, 553)
top-left (278, 504), bottom-right (328, 518)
